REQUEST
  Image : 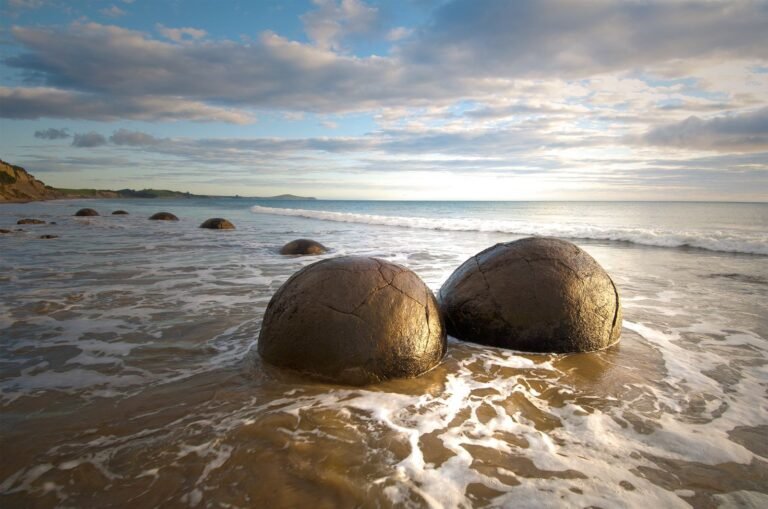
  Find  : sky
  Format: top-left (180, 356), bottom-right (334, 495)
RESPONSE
top-left (0, 0), bottom-right (767, 200)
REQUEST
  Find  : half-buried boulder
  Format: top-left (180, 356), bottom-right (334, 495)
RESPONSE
top-left (0, 228), bottom-right (11, 234)
top-left (112, 210), bottom-right (129, 215)
top-left (17, 218), bottom-right (45, 225)
top-left (149, 212), bottom-right (178, 221)
top-left (439, 237), bottom-right (621, 353)
top-left (200, 218), bottom-right (235, 230)
top-left (74, 208), bottom-right (99, 217)
top-left (280, 238), bottom-right (327, 255)
top-left (258, 256), bottom-right (446, 385)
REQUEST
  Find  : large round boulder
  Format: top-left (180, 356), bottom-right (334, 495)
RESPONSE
top-left (439, 237), bottom-right (621, 353)
top-left (280, 238), bottom-right (327, 255)
top-left (74, 208), bottom-right (99, 217)
top-left (149, 212), bottom-right (178, 221)
top-left (200, 218), bottom-right (235, 230)
top-left (258, 256), bottom-right (446, 385)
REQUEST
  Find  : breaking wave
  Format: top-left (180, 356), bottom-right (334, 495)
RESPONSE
top-left (251, 205), bottom-right (768, 255)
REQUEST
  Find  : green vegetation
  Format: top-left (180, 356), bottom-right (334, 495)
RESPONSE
top-left (57, 188), bottom-right (113, 197)
top-left (116, 189), bottom-right (201, 198)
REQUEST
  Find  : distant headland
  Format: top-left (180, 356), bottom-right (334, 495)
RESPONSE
top-left (0, 159), bottom-right (316, 203)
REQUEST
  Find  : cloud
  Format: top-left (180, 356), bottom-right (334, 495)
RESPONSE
top-left (0, 87), bottom-right (252, 123)
top-left (301, 0), bottom-right (378, 50)
top-left (72, 132), bottom-right (107, 147)
top-left (1, 1), bottom-right (767, 122)
top-left (386, 27), bottom-right (412, 42)
top-left (156, 24), bottom-right (206, 43)
top-left (34, 127), bottom-right (70, 139)
top-left (643, 107), bottom-right (768, 152)
top-left (7, 0), bottom-right (45, 9)
top-left (100, 6), bottom-right (126, 18)
top-left (404, 0), bottom-right (768, 79)
top-left (109, 129), bottom-right (160, 146)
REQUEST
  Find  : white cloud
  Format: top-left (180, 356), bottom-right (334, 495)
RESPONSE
top-left (386, 27), bottom-right (412, 42)
top-left (7, 0), bottom-right (45, 9)
top-left (301, 0), bottom-right (378, 50)
top-left (100, 6), bottom-right (126, 18)
top-left (156, 24), bottom-right (207, 43)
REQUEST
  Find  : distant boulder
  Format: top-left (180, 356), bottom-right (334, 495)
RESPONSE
top-left (112, 210), bottom-right (129, 215)
top-left (439, 237), bottom-right (622, 353)
top-left (280, 238), bottom-right (327, 255)
top-left (0, 228), bottom-right (10, 234)
top-left (258, 256), bottom-right (447, 385)
top-left (74, 208), bottom-right (99, 217)
top-left (200, 218), bottom-right (235, 230)
top-left (149, 212), bottom-right (178, 221)
top-left (17, 218), bottom-right (45, 224)
top-left (39, 234), bottom-right (58, 239)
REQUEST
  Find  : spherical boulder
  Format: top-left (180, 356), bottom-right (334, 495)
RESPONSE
top-left (112, 210), bottom-right (129, 215)
top-left (200, 218), bottom-right (235, 230)
top-left (258, 256), bottom-right (446, 385)
top-left (280, 238), bottom-right (327, 255)
top-left (149, 212), bottom-right (178, 221)
top-left (17, 218), bottom-right (45, 225)
top-left (439, 237), bottom-right (621, 353)
top-left (74, 208), bottom-right (99, 217)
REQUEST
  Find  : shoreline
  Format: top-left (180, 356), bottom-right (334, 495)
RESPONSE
top-left (0, 195), bottom-right (318, 204)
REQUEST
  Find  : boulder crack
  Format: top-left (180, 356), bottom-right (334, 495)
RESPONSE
top-left (474, 256), bottom-right (515, 331)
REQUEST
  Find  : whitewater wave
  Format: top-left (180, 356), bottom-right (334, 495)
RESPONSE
top-left (251, 205), bottom-right (768, 255)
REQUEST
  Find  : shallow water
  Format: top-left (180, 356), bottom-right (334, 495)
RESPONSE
top-left (1, 199), bottom-right (767, 508)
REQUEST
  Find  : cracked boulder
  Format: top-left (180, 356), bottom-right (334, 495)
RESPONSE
top-left (439, 237), bottom-right (621, 353)
top-left (258, 256), bottom-right (447, 385)
top-left (280, 238), bottom-right (327, 255)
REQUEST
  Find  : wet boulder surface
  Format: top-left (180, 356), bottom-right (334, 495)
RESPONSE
top-left (279, 238), bottom-right (327, 255)
top-left (439, 237), bottom-right (621, 353)
top-left (112, 210), bottom-right (129, 215)
top-left (200, 218), bottom-right (235, 230)
top-left (149, 212), bottom-right (179, 221)
top-left (74, 208), bottom-right (99, 217)
top-left (17, 218), bottom-right (45, 224)
top-left (258, 256), bottom-right (446, 385)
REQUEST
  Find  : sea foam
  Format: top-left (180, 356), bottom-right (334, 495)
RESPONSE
top-left (250, 205), bottom-right (768, 255)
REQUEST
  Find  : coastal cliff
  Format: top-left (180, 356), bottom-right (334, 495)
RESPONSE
top-left (0, 159), bottom-right (63, 202)
top-left (0, 159), bottom-right (316, 202)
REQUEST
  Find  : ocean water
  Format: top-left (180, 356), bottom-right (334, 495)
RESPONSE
top-left (1, 199), bottom-right (766, 508)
